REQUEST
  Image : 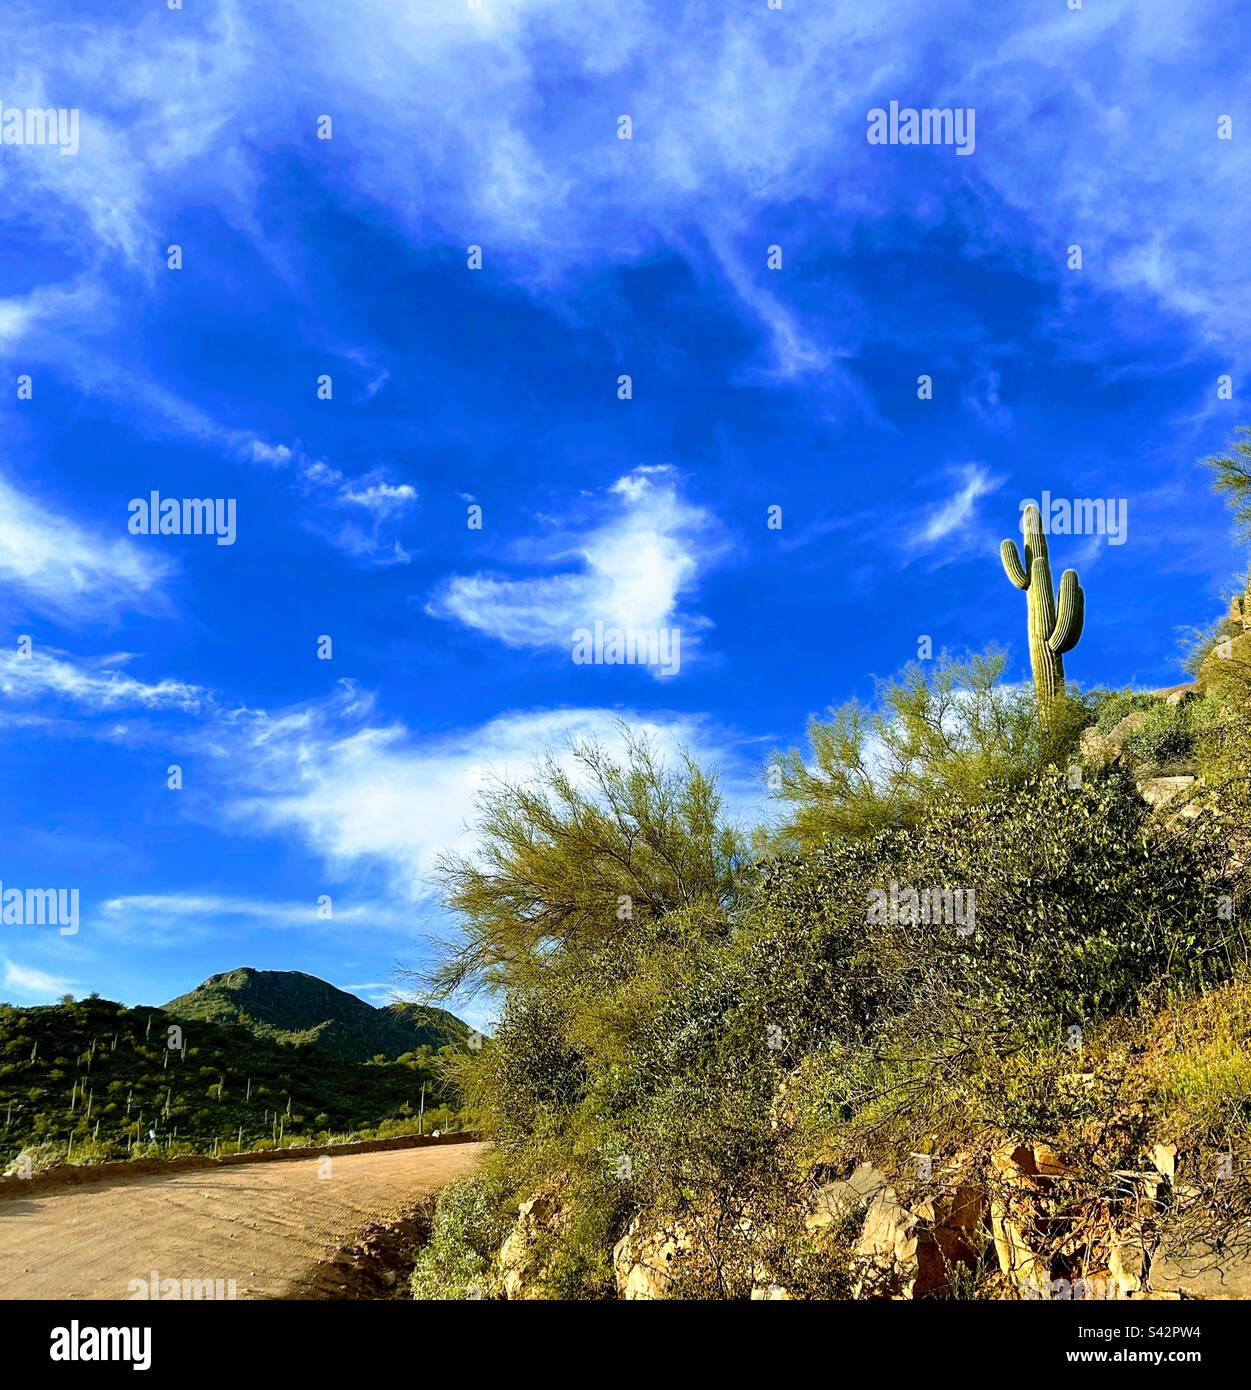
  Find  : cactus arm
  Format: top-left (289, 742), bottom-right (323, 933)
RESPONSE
top-left (1048, 570), bottom-right (1084, 655)
top-left (1000, 539), bottom-right (1029, 589)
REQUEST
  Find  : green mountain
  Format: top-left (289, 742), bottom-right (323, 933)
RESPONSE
top-left (0, 994), bottom-right (465, 1171)
top-left (163, 968), bottom-right (471, 1062)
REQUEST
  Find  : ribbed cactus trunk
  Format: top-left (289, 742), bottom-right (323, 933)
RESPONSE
top-left (1001, 504), bottom-right (1085, 719)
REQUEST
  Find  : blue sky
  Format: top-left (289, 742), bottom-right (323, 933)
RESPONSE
top-left (1, 0), bottom-right (1248, 1026)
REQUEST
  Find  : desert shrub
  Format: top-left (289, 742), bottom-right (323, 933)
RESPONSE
top-left (769, 648), bottom-right (1094, 851)
top-left (427, 728), bottom-right (747, 1001)
top-left (427, 678), bottom-right (1246, 1296)
top-left (410, 1174), bottom-right (515, 1300)
top-left (3, 1141), bottom-right (69, 1176)
top-left (464, 992), bottom-right (588, 1142)
top-left (748, 765), bottom-right (1234, 1055)
top-left (533, 1175), bottom-right (628, 1300)
top-left (1183, 611), bottom-right (1251, 826)
top-left (2, 1136), bottom-right (126, 1174)
top-left (1202, 429), bottom-right (1251, 543)
top-left (1093, 688), bottom-right (1157, 733)
top-left (1119, 699), bottom-right (1197, 770)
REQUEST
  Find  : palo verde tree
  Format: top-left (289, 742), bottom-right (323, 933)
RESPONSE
top-left (420, 725), bottom-right (747, 1002)
top-left (768, 648), bottom-right (1091, 852)
top-left (1202, 426), bottom-right (1251, 546)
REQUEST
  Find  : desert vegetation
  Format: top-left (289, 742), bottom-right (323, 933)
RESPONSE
top-left (0, 985), bottom-right (471, 1174)
top-left (411, 440), bottom-right (1251, 1299)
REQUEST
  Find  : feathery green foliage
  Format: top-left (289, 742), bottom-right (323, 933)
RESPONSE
top-left (768, 648), bottom-right (1091, 851)
top-left (424, 726), bottom-right (747, 1000)
top-left (1202, 426), bottom-right (1251, 543)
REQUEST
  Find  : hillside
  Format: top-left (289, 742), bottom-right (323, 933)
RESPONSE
top-left (410, 559), bottom-right (1251, 1299)
top-left (164, 968), bottom-right (471, 1062)
top-left (0, 994), bottom-right (466, 1172)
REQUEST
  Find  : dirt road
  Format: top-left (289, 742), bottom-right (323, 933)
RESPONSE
top-left (0, 1141), bottom-right (488, 1300)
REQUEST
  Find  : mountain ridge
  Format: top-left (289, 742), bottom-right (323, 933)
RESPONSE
top-left (163, 967), bottom-right (471, 1063)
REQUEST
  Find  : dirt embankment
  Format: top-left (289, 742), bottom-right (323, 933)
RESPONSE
top-left (0, 1139), bottom-right (488, 1301)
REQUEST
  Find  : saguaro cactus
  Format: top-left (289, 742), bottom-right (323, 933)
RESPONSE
top-left (1001, 503), bottom-right (1085, 713)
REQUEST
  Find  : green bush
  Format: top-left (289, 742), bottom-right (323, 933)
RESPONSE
top-left (1093, 688), bottom-right (1157, 733)
top-left (410, 1175), bottom-right (515, 1300)
top-left (751, 766), bottom-right (1234, 1041)
top-left (770, 648), bottom-right (1094, 851)
top-left (1119, 700), bottom-right (1197, 770)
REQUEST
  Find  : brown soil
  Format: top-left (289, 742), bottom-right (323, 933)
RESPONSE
top-left (0, 1139), bottom-right (488, 1300)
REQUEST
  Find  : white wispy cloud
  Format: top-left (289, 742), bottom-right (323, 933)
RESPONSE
top-left (1, 959), bottom-right (78, 1001)
top-left (911, 465), bottom-right (1002, 553)
top-left (315, 472), bottom-right (419, 565)
top-left (0, 642), bottom-right (762, 913)
top-left (0, 295), bottom-right (414, 568)
top-left (212, 684), bottom-right (759, 901)
top-left (0, 279), bottom-right (105, 352)
top-left (429, 466), bottom-right (719, 662)
top-left (0, 470), bottom-right (171, 623)
top-left (96, 893), bottom-right (417, 942)
top-left (0, 647), bottom-right (763, 958)
top-left (5, 1), bottom-right (1249, 389)
top-left (0, 4), bottom-right (252, 268)
top-left (340, 481), bottom-right (418, 516)
top-left (0, 647), bottom-right (209, 713)
top-left (248, 441), bottom-right (295, 466)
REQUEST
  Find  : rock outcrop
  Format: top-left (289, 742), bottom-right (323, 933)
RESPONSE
top-left (494, 1128), bottom-right (1251, 1300)
top-left (1137, 775), bottom-right (1199, 813)
top-left (497, 1192), bottom-right (570, 1299)
top-left (803, 1162), bottom-right (984, 1299)
top-left (1079, 710), bottom-right (1151, 766)
top-left (611, 1216), bottom-right (695, 1300)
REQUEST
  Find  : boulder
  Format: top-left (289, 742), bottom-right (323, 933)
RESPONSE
top-left (807, 1164), bottom-right (890, 1234)
top-left (991, 1141), bottom-right (1076, 1187)
top-left (988, 1145), bottom-right (1055, 1294)
top-left (1031, 1143), bottom-right (1080, 1179)
top-left (851, 1184), bottom-right (919, 1298)
top-left (1081, 710), bottom-right (1151, 766)
top-left (1079, 726), bottom-right (1108, 762)
top-left (851, 1172), bottom-right (984, 1299)
top-left (989, 1197), bottom-right (1049, 1293)
top-left (1148, 1237), bottom-right (1251, 1299)
top-left (1151, 1143), bottom-right (1177, 1185)
top-left (911, 1180), bottom-right (985, 1288)
top-left (1136, 775), bottom-right (1198, 813)
top-left (498, 1193), bottom-right (568, 1300)
top-left (612, 1217), bottom-right (694, 1300)
top-left (1152, 682), bottom-right (1199, 707)
top-left (1198, 592), bottom-right (1251, 689)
